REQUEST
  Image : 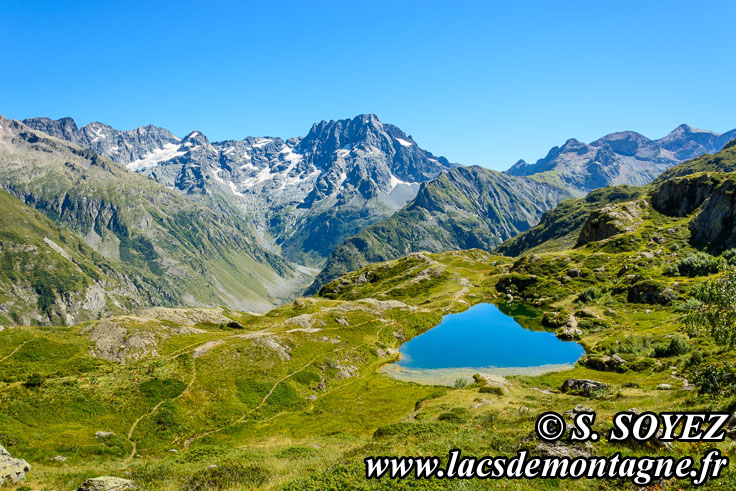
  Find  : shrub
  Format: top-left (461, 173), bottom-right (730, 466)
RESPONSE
top-left (686, 268), bottom-right (736, 347)
top-left (23, 373), bottom-right (44, 389)
top-left (438, 408), bottom-right (470, 424)
top-left (478, 386), bottom-right (504, 396)
top-left (693, 362), bottom-right (736, 395)
top-left (674, 297), bottom-right (703, 313)
top-left (667, 252), bottom-right (724, 277)
top-left (687, 350), bottom-right (704, 366)
top-left (182, 462), bottom-right (271, 490)
top-left (722, 249), bottom-right (736, 265)
top-left (576, 287), bottom-right (602, 304)
top-left (292, 370), bottom-right (321, 386)
top-left (139, 378), bottom-right (186, 403)
top-left (604, 335), bottom-right (651, 356)
top-left (476, 410), bottom-right (499, 429)
top-left (653, 336), bottom-right (689, 357)
top-left (453, 378), bottom-right (467, 389)
top-left (627, 357), bottom-right (656, 372)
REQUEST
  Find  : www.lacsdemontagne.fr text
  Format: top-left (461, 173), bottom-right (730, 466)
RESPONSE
top-left (365, 448), bottom-right (728, 486)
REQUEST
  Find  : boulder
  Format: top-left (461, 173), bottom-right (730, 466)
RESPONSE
top-left (560, 379), bottom-right (608, 397)
top-left (77, 476), bottom-right (137, 490)
top-left (556, 326), bottom-right (582, 340)
top-left (0, 444), bottom-right (30, 485)
top-left (581, 354), bottom-right (627, 373)
top-left (95, 431), bottom-right (114, 439)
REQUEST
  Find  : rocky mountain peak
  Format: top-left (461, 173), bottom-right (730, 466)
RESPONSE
top-left (505, 123), bottom-right (736, 192)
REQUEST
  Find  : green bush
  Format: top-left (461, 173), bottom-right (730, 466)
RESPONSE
top-left (182, 462), bottom-right (271, 490)
top-left (666, 252), bottom-right (724, 277)
top-left (693, 362), bottom-right (736, 395)
top-left (23, 373), bottom-right (45, 389)
top-left (687, 350), bottom-right (704, 366)
top-left (292, 370), bottom-right (321, 386)
top-left (674, 297), bottom-right (703, 313)
top-left (686, 268), bottom-right (736, 347)
top-left (576, 287), bottom-right (602, 304)
top-left (453, 378), bottom-right (467, 389)
top-left (277, 446), bottom-right (318, 459)
top-left (653, 336), bottom-right (690, 357)
top-left (722, 249), bottom-right (736, 265)
top-left (438, 408), bottom-right (470, 424)
top-left (627, 357), bottom-right (656, 372)
top-left (478, 386), bottom-right (504, 396)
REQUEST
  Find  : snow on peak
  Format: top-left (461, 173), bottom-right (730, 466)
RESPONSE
top-left (251, 137), bottom-right (273, 149)
top-left (127, 143), bottom-right (186, 171)
top-left (279, 145), bottom-right (303, 163)
top-left (395, 137), bottom-right (413, 147)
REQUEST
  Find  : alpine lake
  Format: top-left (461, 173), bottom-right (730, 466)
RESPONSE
top-left (381, 303), bottom-right (584, 386)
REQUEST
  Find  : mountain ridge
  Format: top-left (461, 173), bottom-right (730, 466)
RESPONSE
top-left (24, 114), bottom-right (457, 266)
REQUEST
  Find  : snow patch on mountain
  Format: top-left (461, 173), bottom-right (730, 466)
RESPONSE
top-left (127, 143), bottom-right (187, 171)
top-left (389, 173), bottom-right (414, 190)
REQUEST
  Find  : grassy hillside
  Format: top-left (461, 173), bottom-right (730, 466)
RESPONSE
top-left (0, 189), bottom-right (152, 326)
top-left (5, 161), bottom-right (736, 487)
top-left (495, 185), bottom-right (645, 256)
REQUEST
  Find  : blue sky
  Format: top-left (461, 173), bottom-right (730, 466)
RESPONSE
top-left (1, 0), bottom-right (734, 170)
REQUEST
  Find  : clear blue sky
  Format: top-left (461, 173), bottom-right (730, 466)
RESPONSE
top-left (1, 0), bottom-right (734, 170)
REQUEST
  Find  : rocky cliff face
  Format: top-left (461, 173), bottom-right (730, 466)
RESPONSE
top-left (688, 177), bottom-right (736, 252)
top-left (506, 125), bottom-right (736, 193)
top-left (651, 173), bottom-right (723, 217)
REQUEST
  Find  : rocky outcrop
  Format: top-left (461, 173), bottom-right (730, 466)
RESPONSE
top-left (576, 200), bottom-right (645, 246)
top-left (0, 444), bottom-right (30, 486)
top-left (651, 173), bottom-right (723, 217)
top-left (689, 177), bottom-right (736, 251)
top-left (560, 379), bottom-right (608, 397)
top-left (77, 476), bottom-right (137, 490)
top-left (81, 316), bottom-right (205, 363)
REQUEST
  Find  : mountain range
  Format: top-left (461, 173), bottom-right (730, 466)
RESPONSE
top-left (4, 113), bottom-right (735, 322)
top-left (309, 123), bottom-right (736, 291)
top-left (24, 114), bottom-right (456, 266)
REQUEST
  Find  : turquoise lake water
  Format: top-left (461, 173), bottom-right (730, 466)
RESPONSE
top-left (396, 303), bottom-right (584, 370)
